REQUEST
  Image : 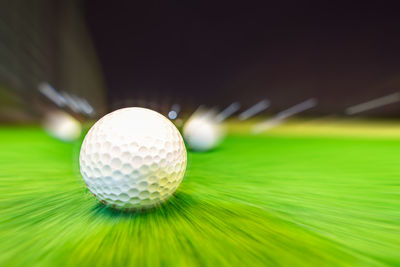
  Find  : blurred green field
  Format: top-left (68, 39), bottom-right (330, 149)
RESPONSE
top-left (0, 122), bottom-right (399, 266)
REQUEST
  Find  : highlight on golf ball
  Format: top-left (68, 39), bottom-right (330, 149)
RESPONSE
top-left (79, 107), bottom-right (187, 210)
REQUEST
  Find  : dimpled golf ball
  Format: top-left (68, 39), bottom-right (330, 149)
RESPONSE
top-left (79, 107), bottom-right (187, 210)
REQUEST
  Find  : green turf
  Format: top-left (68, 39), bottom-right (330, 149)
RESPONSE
top-left (0, 126), bottom-right (399, 266)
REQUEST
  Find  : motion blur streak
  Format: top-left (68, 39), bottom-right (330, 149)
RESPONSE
top-left (215, 102), bottom-right (241, 122)
top-left (345, 92), bottom-right (400, 115)
top-left (238, 99), bottom-right (270, 120)
top-left (253, 98), bottom-right (317, 133)
top-left (275, 98), bottom-right (318, 120)
top-left (38, 82), bottom-right (68, 108)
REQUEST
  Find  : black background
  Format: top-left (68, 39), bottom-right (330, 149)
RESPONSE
top-left (85, 1), bottom-right (400, 116)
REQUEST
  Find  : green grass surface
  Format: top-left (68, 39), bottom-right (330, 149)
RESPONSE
top-left (0, 125), bottom-right (400, 266)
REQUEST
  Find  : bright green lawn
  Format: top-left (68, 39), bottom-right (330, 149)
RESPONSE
top-left (0, 125), bottom-right (399, 266)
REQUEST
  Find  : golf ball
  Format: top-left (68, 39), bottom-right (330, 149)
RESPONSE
top-left (43, 110), bottom-right (82, 142)
top-left (79, 107), bottom-right (187, 210)
top-left (183, 116), bottom-right (224, 151)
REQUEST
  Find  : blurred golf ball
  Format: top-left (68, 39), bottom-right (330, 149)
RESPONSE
top-left (183, 113), bottom-right (224, 151)
top-left (79, 107), bottom-right (187, 210)
top-left (42, 110), bottom-right (82, 142)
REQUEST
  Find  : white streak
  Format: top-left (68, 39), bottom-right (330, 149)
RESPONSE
top-left (61, 92), bottom-right (81, 113)
top-left (74, 97), bottom-right (94, 115)
top-left (215, 102), bottom-right (241, 122)
top-left (275, 98), bottom-right (318, 120)
top-left (38, 82), bottom-right (67, 107)
top-left (238, 99), bottom-right (270, 120)
top-left (252, 98), bottom-right (317, 134)
top-left (345, 92), bottom-right (400, 115)
top-left (252, 118), bottom-right (283, 134)
top-left (79, 98), bottom-right (95, 115)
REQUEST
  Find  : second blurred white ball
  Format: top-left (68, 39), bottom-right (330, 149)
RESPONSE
top-left (183, 115), bottom-right (224, 151)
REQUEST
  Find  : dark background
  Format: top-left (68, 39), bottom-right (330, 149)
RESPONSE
top-left (84, 1), bottom-right (400, 116)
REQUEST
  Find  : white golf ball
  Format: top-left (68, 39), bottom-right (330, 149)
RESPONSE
top-left (43, 111), bottom-right (82, 142)
top-left (183, 116), bottom-right (223, 151)
top-left (79, 107), bottom-right (187, 210)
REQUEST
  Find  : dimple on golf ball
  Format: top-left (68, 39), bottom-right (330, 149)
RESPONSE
top-left (79, 107), bottom-right (187, 210)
